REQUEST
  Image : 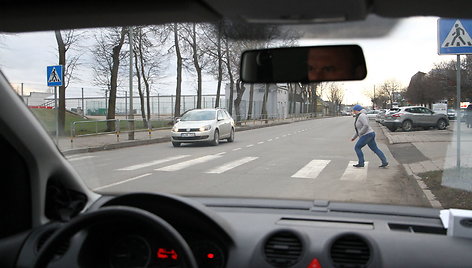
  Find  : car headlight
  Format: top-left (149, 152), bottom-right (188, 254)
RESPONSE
top-left (199, 125), bottom-right (211, 132)
top-left (172, 126), bottom-right (178, 132)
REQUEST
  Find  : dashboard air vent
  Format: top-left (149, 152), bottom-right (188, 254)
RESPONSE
top-left (264, 231), bottom-right (303, 267)
top-left (330, 234), bottom-right (371, 268)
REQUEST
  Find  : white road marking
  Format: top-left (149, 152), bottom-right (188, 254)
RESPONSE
top-left (156, 155), bottom-right (222, 172)
top-left (206, 157), bottom-right (259, 174)
top-left (215, 152), bottom-right (227, 155)
top-left (340, 161), bottom-right (369, 181)
top-left (67, 156), bottom-right (96, 161)
top-left (275, 137), bottom-right (280, 139)
top-left (246, 144), bottom-right (254, 147)
top-left (291, 159), bottom-right (331, 179)
top-left (117, 155), bottom-right (190, 171)
top-left (94, 173), bottom-right (152, 191)
top-left (267, 139), bottom-right (273, 142)
top-left (232, 148), bottom-right (242, 151)
top-left (257, 141), bottom-right (264, 144)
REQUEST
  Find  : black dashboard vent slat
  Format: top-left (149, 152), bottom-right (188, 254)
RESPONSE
top-left (264, 231), bottom-right (303, 267)
top-left (330, 234), bottom-right (371, 268)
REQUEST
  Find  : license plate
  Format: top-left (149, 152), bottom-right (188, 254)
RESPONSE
top-left (181, 133), bottom-right (195, 137)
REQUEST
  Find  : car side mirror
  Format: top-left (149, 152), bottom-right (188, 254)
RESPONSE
top-left (175, 118), bottom-right (181, 123)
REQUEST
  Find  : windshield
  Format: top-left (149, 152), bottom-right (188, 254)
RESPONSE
top-left (181, 110), bottom-right (216, 121)
top-left (2, 16), bottom-right (471, 210)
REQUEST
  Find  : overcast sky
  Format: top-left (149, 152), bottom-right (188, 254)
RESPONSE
top-left (0, 16), bottom-right (458, 106)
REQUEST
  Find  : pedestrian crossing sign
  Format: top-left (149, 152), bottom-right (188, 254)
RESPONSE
top-left (438, 19), bottom-right (472, 55)
top-left (46, 65), bottom-right (63, 86)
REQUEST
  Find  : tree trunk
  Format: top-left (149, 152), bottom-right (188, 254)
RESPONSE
top-left (55, 30), bottom-right (66, 136)
top-left (134, 52), bottom-right (146, 123)
top-left (234, 80), bottom-right (246, 123)
top-left (247, 84), bottom-right (254, 120)
top-left (215, 23), bottom-right (223, 108)
top-left (137, 28), bottom-right (151, 121)
top-left (107, 27), bottom-right (127, 131)
top-left (191, 24), bottom-right (203, 109)
top-left (174, 23), bottom-right (182, 117)
top-left (225, 40), bottom-right (234, 116)
top-left (262, 84), bottom-right (270, 119)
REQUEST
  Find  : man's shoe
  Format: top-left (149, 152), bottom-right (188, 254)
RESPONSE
top-left (379, 163), bottom-right (389, 168)
top-left (353, 164), bottom-right (364, 168)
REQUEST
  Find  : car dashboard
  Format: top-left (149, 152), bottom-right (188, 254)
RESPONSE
top-left (16, 192), bottom-right (472, 268)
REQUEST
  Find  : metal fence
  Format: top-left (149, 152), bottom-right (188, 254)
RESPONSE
top-left (63, 95), bottom-right (226, 117)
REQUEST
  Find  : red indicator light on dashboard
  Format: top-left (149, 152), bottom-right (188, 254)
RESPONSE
top-left (207, 253), bottom-right (215, 259)
top-left (307, 258), bottom-right (322, 268)
top-left (157, 248), bottom-right (178, 260)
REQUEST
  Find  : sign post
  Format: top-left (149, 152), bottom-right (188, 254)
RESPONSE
top-left (438, 19), bottom-right (472, 169)
top-left (47, 65), bottom-right (63, 143)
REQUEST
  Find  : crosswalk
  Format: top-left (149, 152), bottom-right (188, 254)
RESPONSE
top-left (116, 154), bottom-right (375, 181)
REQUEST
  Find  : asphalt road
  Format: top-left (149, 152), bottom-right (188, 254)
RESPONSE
top-left (67, 117), bottom-right (429, 206)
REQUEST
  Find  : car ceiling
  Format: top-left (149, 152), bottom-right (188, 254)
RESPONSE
top-left (1, 0), bottom-right (471, 34)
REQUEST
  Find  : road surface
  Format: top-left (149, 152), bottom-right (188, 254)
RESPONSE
top-left (67, 117), bottom-right (429, 206)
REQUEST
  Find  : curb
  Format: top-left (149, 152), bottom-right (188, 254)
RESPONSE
top-left (378, 124), bottom-right (395, 145)
top-left (402, 163), bottom-right (443, 209)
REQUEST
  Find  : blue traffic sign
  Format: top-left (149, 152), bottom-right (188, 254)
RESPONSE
top-left (46, 65), bottom-right (63, 86)
top-left (438, 19), bottom-right (472, 55)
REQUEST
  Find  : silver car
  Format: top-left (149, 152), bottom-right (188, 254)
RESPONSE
top-left (171, 108), bottom-right (235, 147)
top-left (383, 106), bottom-right (449, 132)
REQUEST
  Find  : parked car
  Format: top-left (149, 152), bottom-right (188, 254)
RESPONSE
top-left (171, 108), bottom-right (235, 147)
top-left (383, 106), bottom-right (449, 132)
top-left (366, 110), bottom-right (381, 120)
top-left (375, 109), bottom-right (386, 123)
top-left (376, 109), bottom-right (399, 125)
top-left (447, 109), bottom-right (456, 120)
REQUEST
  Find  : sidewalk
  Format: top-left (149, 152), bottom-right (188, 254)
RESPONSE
top-left (379, 121), bottom-right (472, 208)
top-left (58, 116), bottom-right (314, 155)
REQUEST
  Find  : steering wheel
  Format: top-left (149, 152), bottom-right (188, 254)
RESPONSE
top-left (34, 206), bottom-right (198, 268)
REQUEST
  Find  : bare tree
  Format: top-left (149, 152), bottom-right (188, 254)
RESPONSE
top-left (326, 83), bottom-right (345, 116)
top-left (91, 27), bottom-right (128, 131)
top-left (378, 79), bottom-right (402, 109)
top-left (172, 23), bottom-right (183, 117)
top-left (179, 23), bottom-right (210, 109)
top-left (55, 30), bottom-right (83, 135)
top-left (132, 26), bottom-right (163, 122)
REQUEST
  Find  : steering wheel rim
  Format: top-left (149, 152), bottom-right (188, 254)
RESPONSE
top-left (34, 206), bottom-right (198, 268)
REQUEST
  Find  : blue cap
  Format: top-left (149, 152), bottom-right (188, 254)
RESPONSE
top-left (353, 104), bottom-right (363, 111)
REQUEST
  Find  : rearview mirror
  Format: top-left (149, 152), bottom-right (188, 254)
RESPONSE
top-left (240, 45), bottom-right (367, 83)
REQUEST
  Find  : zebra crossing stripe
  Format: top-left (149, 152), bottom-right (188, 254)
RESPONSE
top-left (291, 159), bottom-right (331, 179)
top-left (206, 157), bottom-right (259, 174)
top-left (340, 161), bottom-right (369, 181)
top-left (156, 154), bottom-right (222, 172)
top-left (118, 155), bottom-right (190, 171)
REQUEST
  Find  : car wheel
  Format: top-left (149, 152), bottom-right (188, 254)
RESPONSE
top-left (227, 128), bottom-right (235, 142)
top-left (210, 129), bottom-right (219, 146)
top-left (402, 120), bottom-right (413, 132)
top-left (437, 119), bottom-right (447, 130)
top-left (172, 142), bottom-right (181, 147)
